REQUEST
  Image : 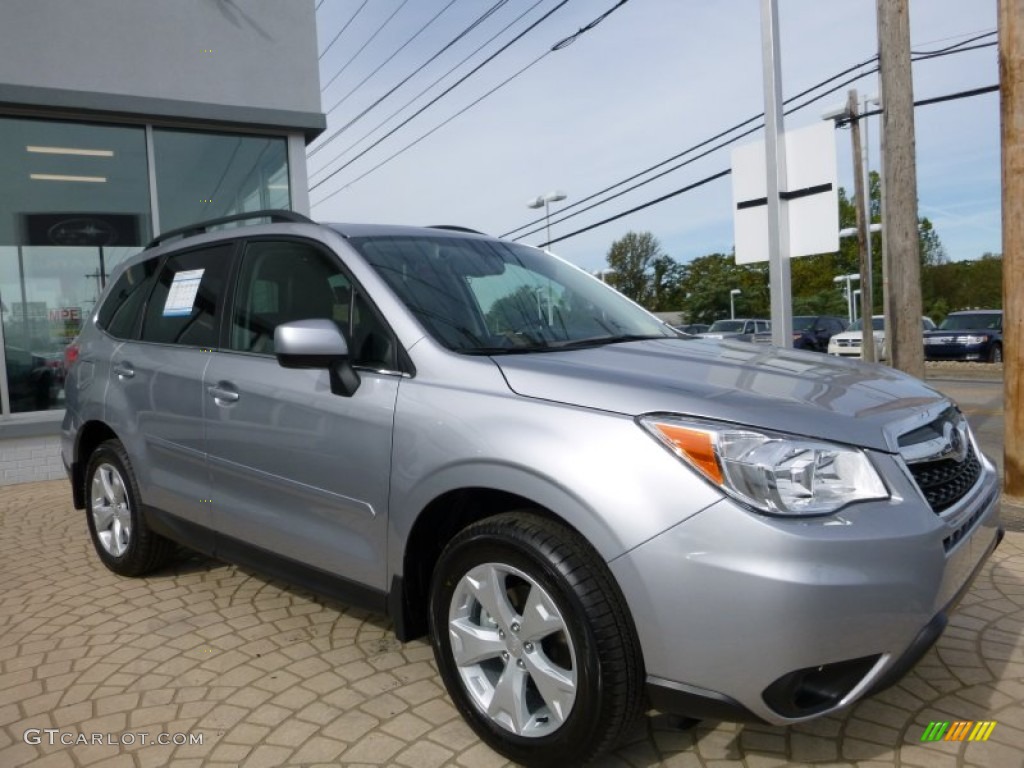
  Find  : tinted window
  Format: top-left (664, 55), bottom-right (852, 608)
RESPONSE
top-left (98, 259), bottom-right (159, 340)
top-left (230, 240), bottom-right (395, 369)
top-left (140, 245), bottom-right (232, 347)
top-left (939, 313), bottom-right (1001, 331)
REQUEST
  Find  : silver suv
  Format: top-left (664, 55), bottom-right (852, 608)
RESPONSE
top-left (62, 211), bottom-right (1002, 766)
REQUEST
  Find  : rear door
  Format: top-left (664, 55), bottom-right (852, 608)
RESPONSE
top-left (106, 243), bottom-right (235, 531)
top-left (204, 238), bottom-right (400, 589)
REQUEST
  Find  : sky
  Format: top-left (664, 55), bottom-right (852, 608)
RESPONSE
top-left (306, 0), bottom-right (1002, 275)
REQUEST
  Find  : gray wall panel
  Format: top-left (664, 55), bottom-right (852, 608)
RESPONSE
top-left (0, 0), bottom-right (322, 128)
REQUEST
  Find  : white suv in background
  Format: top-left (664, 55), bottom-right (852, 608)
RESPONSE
top-left (828, 315), bottom-right (937, 360)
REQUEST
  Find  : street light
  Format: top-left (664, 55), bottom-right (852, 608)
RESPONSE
top-left (832, 273), bottom-right (860, 323)
top-left (527, 190), bottom-right (567, 247)
top-left (730, 288), bottom-right (742, 320)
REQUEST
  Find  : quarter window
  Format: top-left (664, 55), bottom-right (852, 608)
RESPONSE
top-left (98, 259), bottom-right (159, 340)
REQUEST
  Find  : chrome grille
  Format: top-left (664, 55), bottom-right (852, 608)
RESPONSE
top-left (907, 444), bottom-right (982, 513)
top-left (899, 408), bottom-right (982, 514)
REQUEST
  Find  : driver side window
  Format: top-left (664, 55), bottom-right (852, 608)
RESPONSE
top-left (230, 240), bottom-right (396, 369)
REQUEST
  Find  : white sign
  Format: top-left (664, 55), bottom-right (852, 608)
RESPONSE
top-left (163, 269), bottom-right (205, 317)
top-left (731, 121), bottom-right (838, 264)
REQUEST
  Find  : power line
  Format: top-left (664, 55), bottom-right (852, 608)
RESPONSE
top-left (503, 54), bottom-right (880, 239)
top-left (308, 0), bottom-right (546, 177)
top-left (311, 0), bottom-right (632, 204)
top-left (543, 170), bottom-right (733, 247)
top-left (312, 51), bottom-right (553, 208)
top-left (536, 82), bottom-right (999, 249)
top-left (320, 0), bottom-right (411, 95)
top-left (323, 0), bottom-right (463, 114)
top-left (319, 0), bottom-right (369, 61)
top-left (318, 0), bottom-right (511, 145)
top-left (309, 0), bottom-right (576, 189)
top-left (910, 29), bottom-right (995, 56)
top-left (504, 33), bottom-right (996, 240)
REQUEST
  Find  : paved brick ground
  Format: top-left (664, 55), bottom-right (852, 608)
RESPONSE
top-left (2, 480), bottom-right (1023, 767)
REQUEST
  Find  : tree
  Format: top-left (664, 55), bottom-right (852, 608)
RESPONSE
top-left (677, 252), bottom-right (770, 324)
top-left (604, 231), bottom-right (682, 310)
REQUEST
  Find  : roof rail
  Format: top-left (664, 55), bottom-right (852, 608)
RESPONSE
top-left (146, 209), bottom-right (314, 249)
top-left (428, 225), bottom-right (487, 235)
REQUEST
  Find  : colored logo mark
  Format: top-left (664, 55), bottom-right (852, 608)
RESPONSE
top-left (921, 721), bottom-right (997, 742)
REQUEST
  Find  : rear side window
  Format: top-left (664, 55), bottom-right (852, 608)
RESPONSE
top-left (140, 244), bottom-right (233, 347)
top-left (97, 259), bottom-right (159, 340)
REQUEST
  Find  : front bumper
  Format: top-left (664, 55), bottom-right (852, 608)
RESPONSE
top-left (924, 344), bottom-right (989, 361)
top-left (610, 452), bottom-right (1001, 725)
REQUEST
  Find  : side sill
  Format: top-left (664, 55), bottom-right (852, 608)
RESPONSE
top-left (142, 505), bottom-right (388, 616)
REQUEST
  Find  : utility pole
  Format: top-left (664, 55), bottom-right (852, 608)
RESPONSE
top-left (760, 0), bottom-right (793, 348)
top-left (848, 89), bottom-right (875, 363)
top-left (876, 0), bottom-right (924, 376)
top-left (1001, 0), bottom-right (1024, 499)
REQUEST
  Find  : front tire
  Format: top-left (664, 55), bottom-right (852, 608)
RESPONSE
top-left (429, 512), bottom-right (643, 767)
top-left (989, 343), bottom-right (1002, 363)
top-left (84, 439), bottom-right (175, 576)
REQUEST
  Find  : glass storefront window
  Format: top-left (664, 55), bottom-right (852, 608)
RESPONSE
top-left (0, 117), bottom-right (293, 414)
top-left (153, 129), bottom-right (290, 233)
top-left (0, 117), bottom-right (150, 413)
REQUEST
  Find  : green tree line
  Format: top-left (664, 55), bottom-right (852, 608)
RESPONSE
top-left (602, 172), bottom-right (1000, 324)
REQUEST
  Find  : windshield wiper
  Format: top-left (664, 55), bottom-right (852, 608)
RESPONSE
top-left (550, 334), bottom-right (672, 350)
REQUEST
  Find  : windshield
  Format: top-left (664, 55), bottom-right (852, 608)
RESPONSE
top-left (792, 316), bottom-right (816, 331)
top-left (348, 235), bottom-right (675, 353)
top-left (850, 317), bottom-right (885, 331)
top-left (939, 312), bottom-right (1001, 331)
top-left (707, 320), bottom-right (745, 332)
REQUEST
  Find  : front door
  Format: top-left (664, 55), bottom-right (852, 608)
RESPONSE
top-left (204, 238), bottom-right (400, 590)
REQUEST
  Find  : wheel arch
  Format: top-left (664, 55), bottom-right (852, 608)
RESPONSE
top-left (71, 420), bottom-right (121, 508)
top-left (392, 483), bottom-right (620, 642)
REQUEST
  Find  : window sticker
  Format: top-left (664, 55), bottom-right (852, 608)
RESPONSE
top-left (163, 269), bottom-right (205, 316)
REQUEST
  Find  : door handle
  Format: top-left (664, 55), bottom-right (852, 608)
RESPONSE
top-left (207, 384), bottom-right (240, 404)
top-left (112, 363), bottom-right (135, 379)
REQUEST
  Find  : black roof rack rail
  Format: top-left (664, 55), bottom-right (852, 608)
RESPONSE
top-left (145, 209), bottom-right (315, 249)
top-left (428, 225), bottom-right (487, 235)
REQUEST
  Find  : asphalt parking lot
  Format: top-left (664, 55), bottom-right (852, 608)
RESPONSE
top-left (2, 370), bottom-right (1023, 767)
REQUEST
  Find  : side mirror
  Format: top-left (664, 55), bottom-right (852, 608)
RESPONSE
top-left (274, 319), bottom-right (360, 397)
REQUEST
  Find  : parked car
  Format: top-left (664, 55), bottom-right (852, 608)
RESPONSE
top-left (752, 315), bottom-right (848, 352)
top-left (697, 317), bottom-right (770, 342)
top-left (828, 314), bottom-right (937, 361)
top-left (674, 322), bottom-right (709, 336)
top-left (62, 211), bottom-right (1001, 766)
top-left (924, 310), bottom-right (1003, 363)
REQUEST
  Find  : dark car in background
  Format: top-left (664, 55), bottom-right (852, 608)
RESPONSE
top-left (924, 310), bottom-right (1003, 363)
top-left (675, 323), bottom-right (709, 336)
top-left (753, 315), bottom-right (848, 352)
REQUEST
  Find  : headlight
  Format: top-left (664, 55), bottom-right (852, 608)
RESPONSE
top-left (640, 416), bottom-right (888, 516)
top-left (963, 335), bottom-right (988, 344)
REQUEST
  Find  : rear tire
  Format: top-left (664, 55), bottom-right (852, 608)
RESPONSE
top-left (84, 439), bottom-right (175, 576)
top-left (429, 512), bottom-right (644, 767)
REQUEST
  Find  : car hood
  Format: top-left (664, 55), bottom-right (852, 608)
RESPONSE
top-left (492, 338), bottom-right (947, 452)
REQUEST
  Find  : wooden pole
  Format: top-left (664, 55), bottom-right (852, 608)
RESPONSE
top-left (1001, 0), bottom-right (1024, 498)
top-left (848, 89), bottom-right (875, 362)
top-left (876, 0), bottom-right (924, 376)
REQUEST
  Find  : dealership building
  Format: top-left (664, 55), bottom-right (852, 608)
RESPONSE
top-left (0, 0), bottom-right (324, 482)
